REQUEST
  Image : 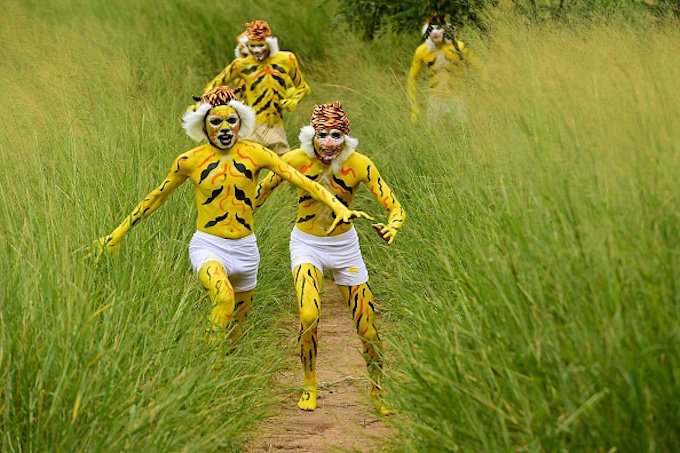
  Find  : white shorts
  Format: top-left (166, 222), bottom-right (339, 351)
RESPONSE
top-left (188, 231), bottom-right (260, 293)
top-left (289, 226), bottom-right (368, 286)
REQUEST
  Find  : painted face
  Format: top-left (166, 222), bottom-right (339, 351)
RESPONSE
top-left (205, 105), bottom-right (240, 150)
top-left (247, 40), bottom-right (269, 61)
top-left (313, 128), bottom-right (345, 165)
top-left (429, 26), bottom-right (444, 44)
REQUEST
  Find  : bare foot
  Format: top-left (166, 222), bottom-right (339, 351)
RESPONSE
top-left (371, 390), bottom-right (394, 416)
top-left (297, 385), bottom-right (317, 411)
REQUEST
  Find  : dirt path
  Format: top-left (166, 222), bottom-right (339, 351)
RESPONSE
top-left (248, 283), bottom-right (396, 452)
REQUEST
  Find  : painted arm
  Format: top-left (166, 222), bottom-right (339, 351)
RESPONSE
top-left (95, 155), bottom-right (189, 253)
top-left (280, 54), bottom-right (311, 112)
top-left (259, 150), bottom-right (372, 232)
top-left (254, 171), bottom-right (284, 210)
top-left (407, 51), bottom-right (423, 123)
top-left (364, 160), bottom-right (405, 244)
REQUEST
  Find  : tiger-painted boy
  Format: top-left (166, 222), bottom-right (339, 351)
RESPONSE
top-left (255, 102), bottom-right (405, 415)
top-left (95, 87), bottom-right (370, 342)
top-left (408, 13), bottom-right (478, 123)
top-left (202, 20), bottom-right (310, 155)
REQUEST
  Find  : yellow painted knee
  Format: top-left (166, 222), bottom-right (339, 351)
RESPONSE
top-left (199, 261), bottom-right (235, 332)
top-left (299, 306), bottom-right (319, 330)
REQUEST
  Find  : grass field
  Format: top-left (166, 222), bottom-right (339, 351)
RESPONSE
top-left (1, 0), bottom-right (678, 451)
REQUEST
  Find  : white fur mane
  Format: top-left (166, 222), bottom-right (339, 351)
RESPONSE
top-left (182, 100), bottom-right (256, 143)
top-left (265, 36), bottom-right (279, 57)
top-left (234, 46), bottom-right (247, 59)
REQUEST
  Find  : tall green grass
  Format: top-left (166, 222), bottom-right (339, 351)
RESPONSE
top-left (1, 0), bottom-right (678, 450)
top-left (316, 16), bottom-right (679, 452)
top-left (0, 1), bottom-right (333, 450)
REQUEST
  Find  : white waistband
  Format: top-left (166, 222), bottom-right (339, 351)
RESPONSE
top-left (192, 230), bottom-right (257, 245)
top-left (291, 226), bottom-right (357, 245)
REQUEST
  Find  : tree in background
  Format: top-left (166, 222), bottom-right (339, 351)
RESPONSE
top-left (333, 0), bottom-right (680, 40)
top-left (333, 0), bottom-right (490, 41)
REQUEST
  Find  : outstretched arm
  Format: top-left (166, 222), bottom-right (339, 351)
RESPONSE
top-left (363, 160), bottom-right (405, 244)
top-left (95, 155), bottom-right (189, 253)
top-left (280, 54), bottom-right (311, 112)
top-left (254, 171), bottom-right (285, 210)
top-left (259, 150), bottom-right (371, 232)
top-left (407, 51), bottom-right (423, 123)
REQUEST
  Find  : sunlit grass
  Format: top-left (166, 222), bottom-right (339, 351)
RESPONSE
top-left (321, 16), bottom-right (679, 452)
top-left (1, 1), bottom-right (678, 451)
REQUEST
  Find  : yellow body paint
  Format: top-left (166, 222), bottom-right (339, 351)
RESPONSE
top-left (256, 126), bottom-right (404, 414)
top-left (204, 51), bottom-right (310, 127)
top-left (95, 89), bottom-right (368, 342)
top-left (257, 150), bottom-right (404, 238)
top-left (407, 39), bottom-right (478, 122)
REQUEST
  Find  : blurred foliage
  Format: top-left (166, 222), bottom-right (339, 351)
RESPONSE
top-left (333, 0), bottom-right (680, 40)
top-left (332, 0), bottom-right (491, 40)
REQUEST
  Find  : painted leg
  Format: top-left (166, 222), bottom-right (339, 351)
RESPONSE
top-left (231, 290), bottom-right (255, 342)
top-left (293, 263), bottom-right (322, 411)
top-left (198, 261), bottom-right (236, 341)
top-left (338, 283), bottom-right (393, 416)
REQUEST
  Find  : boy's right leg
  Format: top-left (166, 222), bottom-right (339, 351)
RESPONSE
top-left (198, 260), bottom-right (236, 339)
top-left (293, 263), bottom-right (323, 410)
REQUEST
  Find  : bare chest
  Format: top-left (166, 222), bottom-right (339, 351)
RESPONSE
top-left (190, 155), bottom-right (259, 210)
top-left (240, 61), bottom-right (291, 90)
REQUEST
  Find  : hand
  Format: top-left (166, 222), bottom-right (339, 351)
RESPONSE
top-left (87, 235), bottom-right (120, 258)
top-left (280, 98), bottom-right (299, 112)
top-left (328, 209), bottom-right (373, 234)
top-left (372, 222), bottom-right (398, 244)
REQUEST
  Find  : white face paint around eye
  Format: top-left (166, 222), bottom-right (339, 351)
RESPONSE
top-left (313, 128), bottom-right (345, 164)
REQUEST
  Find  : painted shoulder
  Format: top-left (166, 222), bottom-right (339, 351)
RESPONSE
top-left (415, 43), bottom-right (432, 59)
top-left (236, 139), bottom-right (269, 154)
top-left (173, 144), bottom-right (211, 173)
top-left (271, 50), bottom-right (299, 65)
top-left (284, 148), bottom-right (313, 166)
top-left (226, 56), bottom-right (247, 70)
top-left (343, 151), bottom-right (375, 178)
top-left (181, 144), bottom-right (212, 162)
top-left (346, 150), bottom-right (371, 163)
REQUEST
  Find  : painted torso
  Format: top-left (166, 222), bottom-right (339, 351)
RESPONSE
top-left (281, 150), bottom-right (385, 237)
top-left (414, 41), bottom-right (468, 93)
top-left (177, 140), bottom-right (269, 239)
top-left (211, 51), bottom-right (308, 127)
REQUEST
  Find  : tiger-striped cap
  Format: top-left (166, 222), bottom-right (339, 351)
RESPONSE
top-left (310, 102), bottom-right (350, 135)
top-left (201, 87), bottom-right (237, 107)
top-left (245, 20), bottom-right (272, 41)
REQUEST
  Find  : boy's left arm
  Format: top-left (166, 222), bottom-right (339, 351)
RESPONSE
top-left (362, 158), bottom-right (406, 244)
top-left (254, 152), bottom-right (297, 210)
